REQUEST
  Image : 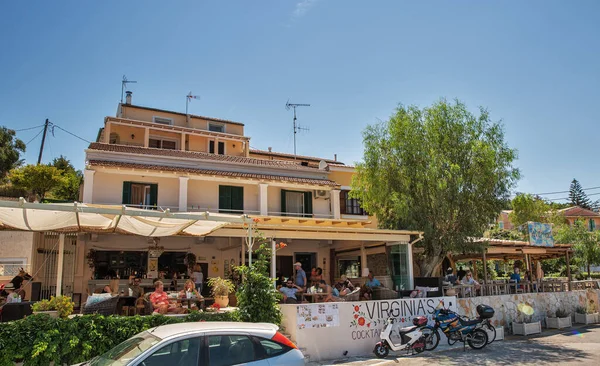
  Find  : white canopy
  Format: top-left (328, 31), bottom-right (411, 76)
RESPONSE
top-left (0, 199), bottom-right (250, 237)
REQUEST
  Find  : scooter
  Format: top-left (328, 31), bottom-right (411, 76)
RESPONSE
top-left (373, 316), bottom-right (428, 358)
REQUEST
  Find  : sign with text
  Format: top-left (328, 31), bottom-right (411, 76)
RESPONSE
top-left (527, 222), bottom-right (554, 247)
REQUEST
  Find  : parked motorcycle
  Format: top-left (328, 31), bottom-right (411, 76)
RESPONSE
top-left (373, 316), bottom-right (428, 358)
top-left (422, 301), bottom-right (493, 351)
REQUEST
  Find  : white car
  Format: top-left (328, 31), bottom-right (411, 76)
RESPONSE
top-left (76, 322), bottom-right (304, 366)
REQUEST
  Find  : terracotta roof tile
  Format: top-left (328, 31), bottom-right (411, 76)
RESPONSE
top-left (558, 206), bottom-right (600, 217)
top-left (249, 149), bottom-right (342, 164)
top-left (88, 160), bottom-right (339, 186)
top-left (88, 143), bottom-right (320, 171)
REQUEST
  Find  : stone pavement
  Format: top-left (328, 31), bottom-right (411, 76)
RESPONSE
top-left (306, 324), bottom-right (600, 365)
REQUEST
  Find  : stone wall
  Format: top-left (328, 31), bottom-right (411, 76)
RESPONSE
top-left (457, 289), bottom-right (600, 329)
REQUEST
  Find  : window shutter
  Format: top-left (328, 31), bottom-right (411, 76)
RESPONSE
top-left (303, 191), bottom-right (313, 217)
top-left (231, 186), bottom-right (244, 213)
top-left (209, 141), bottom-right (215, 154)
top-left (219, 186), bottom-right (231, 213)
top-left (218, 141), bottom-right (225, 155)
top-left (340, 190), bottom-right (347, 215)
top-left (122, 182), bottom-right (132, 205)
top-left (149, 184), bottom-right (158, 208)
top-left (281, 190), bottom-right (287, 217)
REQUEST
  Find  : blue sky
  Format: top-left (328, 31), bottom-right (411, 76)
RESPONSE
top-left (1, 1), bottom-right (599, 202)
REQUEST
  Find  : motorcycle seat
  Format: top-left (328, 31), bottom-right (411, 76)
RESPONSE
top-left (459, 318), bottom-right (480, 326)
top-left (398, 325), bottom-right (417, 334)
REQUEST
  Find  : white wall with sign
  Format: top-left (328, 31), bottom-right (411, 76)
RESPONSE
top-left (281, 297), bottom-right (457, 361)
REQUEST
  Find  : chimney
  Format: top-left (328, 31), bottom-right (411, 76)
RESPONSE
top-left (125, 91), bottom-right (132, 105)
top-left (334, 154), bottom-right (337, 162)
top-left (268, 147), bottom-right (272, 152)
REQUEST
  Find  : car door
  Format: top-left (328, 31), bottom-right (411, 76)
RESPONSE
top-left (134, 335), bottom-right (203, 366)
top-left (206, 333), bottom-right (267, 366)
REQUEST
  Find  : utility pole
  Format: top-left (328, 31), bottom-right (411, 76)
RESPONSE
top-left (37, 119), bottom-right (49, 165)
top-left (285, 101), bottom-right (310, 159)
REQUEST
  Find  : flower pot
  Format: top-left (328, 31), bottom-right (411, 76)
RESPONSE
top-left (575, 313), bottom-right (598, 325)
top-left (545, 316), bottom-right (572, 329)
top-left (33, 310), bottom-right (59, 318)
top-left (512, 321), bottom-right (541, 336)
top-left (228, 293), bottom-right (237, 307)
top-left (215, 295), bottom-right (229, 308)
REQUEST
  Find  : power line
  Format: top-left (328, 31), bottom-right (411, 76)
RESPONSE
top-left (52, 124), bottom-right (91, 144)
top-left (14, 124), bottom-right (45, 132)
top-left (533, 186), bottom-right (600, 196)
top-left (25, 128), bottom-right (44, 146)
top-left (543, 191), bottom-right (600, 202)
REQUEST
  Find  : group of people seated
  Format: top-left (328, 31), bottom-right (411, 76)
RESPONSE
top-left (444, 265), bottom-right (540, 296)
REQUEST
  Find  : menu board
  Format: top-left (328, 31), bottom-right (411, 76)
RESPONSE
top-left (296, 303), bottom-right (340, 329)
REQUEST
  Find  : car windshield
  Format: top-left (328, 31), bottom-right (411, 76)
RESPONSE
top-left (88, 331), bottom-right (161, 366)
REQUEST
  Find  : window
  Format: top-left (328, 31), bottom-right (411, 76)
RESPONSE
top-left (208, 123), bottom-right (225, 133)
top-left (0, 258), bottom-right (27, 277)
top-left (122, 182), bottom-right (158, 209)
top-left (152, 116), bottom-right (173, 125)
top-left (149, 138), bottom-right (177, 150)
top-left (219, 186), bottom-right (244, 213)
top-left (340, 190), bottom-right (366, 215)
top-left (281, 190), bottom-right (312, 217)
top-left (257, 337), bottom-right (289, 358)
top-left (109, 133), bottom-right (120, 144)
top-left (141, 337), bottom-right (201, 366)
top-left (208, 335), bottom-right (257, 366)
top-left (209, 140), bottom-right (225, 155)
top-left (498, 221), bottom-right (505, 229)
top-left (589, 219), bottom-right (596, 232)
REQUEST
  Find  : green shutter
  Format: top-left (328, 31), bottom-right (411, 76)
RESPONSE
top-left (340, 190), bottom-right (347, 215)
top-left (281, 190), bottom-right (287, 217)
top-left (218, 141), bottom-right (225, 155)
top-left (209, 141), bottom-right (215, 154)
top-left (122, 182), bottom-right (132, 205)
top-left (149, 184), bottom-right (158, 208)
top-left (219, 186), bottom-right (231, 213)
top-left (304, 191), bottom-right (313, 217)
top-left (231, 186), bottom-right (244, 213)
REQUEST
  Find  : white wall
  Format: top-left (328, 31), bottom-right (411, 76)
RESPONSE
top-left (0, 231), bottom-right (34, 281)
top-left (92, 171), bottom-right (179, 209)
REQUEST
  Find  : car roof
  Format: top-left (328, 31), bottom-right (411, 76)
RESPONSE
top-left (147, 322), bottom-right (279, 339)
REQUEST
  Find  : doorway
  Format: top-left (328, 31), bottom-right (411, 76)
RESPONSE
top-left (276, 255), bottom-right (294, 280)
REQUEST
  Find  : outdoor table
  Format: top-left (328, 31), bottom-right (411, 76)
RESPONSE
top-left (116, 296), bottom-right (138, 316)
top-left (302, 293), bottom-right (329, 303)
top-left (178, 296), bottom-right (205, 310)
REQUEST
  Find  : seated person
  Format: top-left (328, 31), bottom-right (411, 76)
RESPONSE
top-left (101, 284), bottom-right (113, 294)
top-left (461, 271), bottom-right (480, 295)
top-left (444, 267), bottom-right (458, 285)
top-left (360, 271), bottom-right (381, 300)
top-left (179, 279), bottom-right (202, 310)
top-left (510, 268), bottom-right (521, 283)
top-left (2, 283), bottom-right (20, 303)
top-left (334, 275), bottom-right (355, 296)
top-left (149, 281), bottom-right (186, 314)
top-left (128, 276), bottom-right (145, 298)
top-left (317, 280), bottom-right (339, 302)
top-left (279, 279), bottom-right (302, 304)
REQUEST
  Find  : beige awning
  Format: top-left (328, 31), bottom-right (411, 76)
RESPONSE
top-left (0, 199), bottom-right (249, 237)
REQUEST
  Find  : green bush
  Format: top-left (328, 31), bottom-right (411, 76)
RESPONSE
top-left (0, 310), bottom-right (239, 366)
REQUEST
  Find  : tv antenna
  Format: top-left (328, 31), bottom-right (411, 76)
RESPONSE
top-left (285, 100), bottom-right (310, 159)
top-left (186, 92), bottom-right (200, 115)
top-left (121, 75), bottom-right (137, 103)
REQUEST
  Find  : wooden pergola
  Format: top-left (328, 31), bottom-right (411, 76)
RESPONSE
top-left (451, 239), bottom-right (574, 288)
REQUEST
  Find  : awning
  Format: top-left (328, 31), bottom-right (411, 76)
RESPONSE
top-left (0, 199), bottom-right (250, 237)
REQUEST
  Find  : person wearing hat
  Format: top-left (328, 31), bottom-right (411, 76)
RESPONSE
top-left (444, 267), bottom-right (458, 285)
top-left (3, 283), bottom-right (20, 303)
top-left (294, 262), bottom-right (307, 290)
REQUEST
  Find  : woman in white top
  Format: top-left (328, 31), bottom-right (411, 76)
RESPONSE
top-left (192, 263), bottom-right (204, 295)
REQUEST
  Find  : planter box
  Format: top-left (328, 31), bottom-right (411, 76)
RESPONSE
top-left (512, 321), bottom-right (542, 336)
top-left (545, 316), bottom-right (572, 329)
top-left (33, 310), bottom-right (59, 318)
top-left (575, 313), bottom-right (598, 325)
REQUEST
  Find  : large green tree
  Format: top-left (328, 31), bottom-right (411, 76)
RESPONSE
top-left (569, 179), bottom-right (592, 209)
top-left (0, 127), bottom-right (26, 179)
top-left (352, 99), bottom-right (520, 276)
top-left (9, 164), bottom-right (65, 201)
top-left (51, 155), bottom-right (83, 201)
top-left (555, 219), bottom-right (600, 277)
top-left (509, 193), bottom-right (549, 227)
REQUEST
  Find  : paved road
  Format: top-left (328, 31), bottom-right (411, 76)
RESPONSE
top-left (308, 324), bottom-right (600, 366)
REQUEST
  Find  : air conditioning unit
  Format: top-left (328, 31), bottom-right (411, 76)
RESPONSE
top-left (314, 190), bottom-right (330, 199)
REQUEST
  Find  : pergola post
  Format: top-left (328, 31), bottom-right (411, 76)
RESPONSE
top-left (566, 250), bottom-right (571, 291)
top-left (482, 252), bottom-right (488, 285)
top-left (56, 233), bottom-right (65, 297)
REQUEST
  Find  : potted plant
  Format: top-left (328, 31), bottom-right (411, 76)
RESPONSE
top-left (207, 277), bottom-right (235, 308)
top-left (512, 304), bottom-right (541, 336)
top-left (31, 296), bottom-right (74, 319)
top-left (546, 308), bottom-right (572, 329)
top-left (575, 300), bottom-right (598, 325)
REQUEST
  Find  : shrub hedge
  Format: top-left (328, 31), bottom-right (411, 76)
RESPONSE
top-left (0, 310), bottom-right (239, 366)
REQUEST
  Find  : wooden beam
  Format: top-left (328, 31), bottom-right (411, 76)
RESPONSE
top-left (521, 248), bottom-right (548, 255)
top-left (566, 250), bottom-right (571, 290)
top-left (486, 247), bottom-right (519, 255)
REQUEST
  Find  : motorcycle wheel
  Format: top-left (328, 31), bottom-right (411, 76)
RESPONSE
top-left (373, 343), bottom-right (389, 358)
top-left (485, 322), bottom-right (496, 344)
top-left (467, 329), bottom-right (488, 350)
top-left (412, 345), bottom-right (425, 354)
top-left (421, 328), bottom-right (440, 351)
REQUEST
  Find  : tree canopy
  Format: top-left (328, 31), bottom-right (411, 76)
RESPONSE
top-left (51, 155), bottom-right (83, 201)
top-left (0, 127), bottom-right (26, 179)
top-left (9, 164), bottom-right (65, 201)
top-left (569, 179), bottom-right (593, 210)
top-left (352, 99), bottom-right (520, 276)
top-left (554, 219), bottom-right (600, 276)
top-left (509, 193), bottom-right (549, 228)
